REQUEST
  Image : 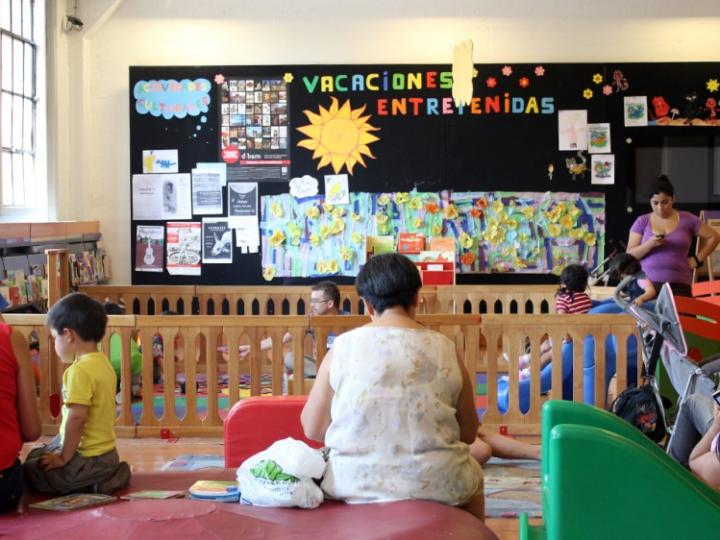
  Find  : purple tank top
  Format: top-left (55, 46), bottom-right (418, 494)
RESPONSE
top-left (630, 211), bottom-right (701, 286)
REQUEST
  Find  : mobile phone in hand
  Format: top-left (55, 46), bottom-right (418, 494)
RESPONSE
top-left (655, 233), bottom-right (665, 240)
top-left (713, 388), bottom-right (720, 406)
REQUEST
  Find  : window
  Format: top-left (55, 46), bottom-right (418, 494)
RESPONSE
top-left (0, 0), bottom-right (45, 218)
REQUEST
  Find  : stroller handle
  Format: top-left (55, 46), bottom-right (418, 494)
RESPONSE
top-left (613, 275), bottom-right (637, 311)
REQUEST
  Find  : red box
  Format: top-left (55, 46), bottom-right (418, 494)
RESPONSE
top-left (397, 232), bottom-right (425, 253)
top-left (416, 261), bottom-right (455, 285)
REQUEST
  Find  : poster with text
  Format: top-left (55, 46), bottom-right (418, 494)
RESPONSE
top-left (166, 222), bottom-right (201, 275)
top-left (202, 218), bottom-right (233, 263)
top-left (135, 225), bottom-right (164, 272)
top-left (132, 174), bottom-right (192, 220)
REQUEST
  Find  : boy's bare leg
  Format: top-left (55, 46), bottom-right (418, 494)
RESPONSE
top-left (460, 477), bottom-right (485, 522)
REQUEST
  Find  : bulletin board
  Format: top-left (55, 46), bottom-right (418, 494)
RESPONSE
top-left (129, 62), bottom-right (720, 285)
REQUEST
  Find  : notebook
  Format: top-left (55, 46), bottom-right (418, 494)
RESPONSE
top-left (29, 493), bottom-right (117, 512)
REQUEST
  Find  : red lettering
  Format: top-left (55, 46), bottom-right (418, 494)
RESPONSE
top-left (425, 71), bottom-right (437, 88)
top-left (377, 99), bottom-right (388, 115)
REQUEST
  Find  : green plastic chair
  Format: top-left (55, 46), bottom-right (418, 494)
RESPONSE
top-left (520, 400), bottom-right (720, 540)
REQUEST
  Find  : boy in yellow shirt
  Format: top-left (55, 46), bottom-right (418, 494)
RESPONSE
top-left (24, 293), bottom-right (130, 494)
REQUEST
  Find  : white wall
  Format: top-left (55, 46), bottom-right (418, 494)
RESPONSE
top-left (50, 0), bottom-right (720, 283)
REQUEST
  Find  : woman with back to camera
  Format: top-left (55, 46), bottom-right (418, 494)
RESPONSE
top-left (626, 175), bottom-right (720, 297)
top-left (301, 253), bottom-right (487, 521)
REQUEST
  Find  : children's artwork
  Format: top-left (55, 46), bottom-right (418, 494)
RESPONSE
top-left (624, 96), bottom-right (648, 127)
top-left (591, 154), bottom-right (615, 185)
top-left (191, 169), bottom-right (223, 215)
top-left (142, 149), bottom-right (178, 173)
top-left (565, 151), bottom-right (588, 181)
top-left (289, 174), bottom-right (319, 198)
top-left (324, 174), bottom-right (349, 205)
top-left (135, 225), bottom-right (164, 272)
top-left (202, 218), bottom-right (233, 263)
top-left (132, 174), bottom-right (192, 220)
top-left (260, 190), bottom-right (605, 279)
top-left (166, 222), bottom-right (201, 275)
top-left (558, 110), bottom-right (588, 151)
top-left (587, 123), bottom-right (611, 153)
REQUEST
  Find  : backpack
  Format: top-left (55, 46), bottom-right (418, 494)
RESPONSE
top-left (611, 385), bottom-right (667, 443)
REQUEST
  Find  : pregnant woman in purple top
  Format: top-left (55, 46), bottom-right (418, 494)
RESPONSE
top-left (626, 176), bottom-right (720, 297)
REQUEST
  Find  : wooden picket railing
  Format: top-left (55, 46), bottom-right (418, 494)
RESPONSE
top-left (79, 284), bottom-right (576, 315)
top-left (5, 310), bottom-right (637, 438)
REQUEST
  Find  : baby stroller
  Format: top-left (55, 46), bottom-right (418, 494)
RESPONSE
top-left (613, 276), bottom-right (720, 455)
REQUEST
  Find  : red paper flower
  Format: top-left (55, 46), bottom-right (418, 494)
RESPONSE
top-left (461, 252), bottom-right (476, 266)
top-left (602, 84), bottom-right (613, 96)
top-left (486, 77), bottom-right (497, 88)
top-left (475, 197), bottom-right (488, 209)
top-left (426, 202), bottom-right (440, 214)
top-left (519, 77), bottom-right (530, 88)
top-left (469, 208), bottom-right (483, 218)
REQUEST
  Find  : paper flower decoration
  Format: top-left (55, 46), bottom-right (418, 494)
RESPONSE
top-left (492, 199), bottom-right (504, 214)
top-left (409, 197), bottom-right (423, 210)
top-left (269, 230), bottom-right (286, 246)
top-left (486, 77), bottom-right (497, 88)
top-left (319, 224), bottom-right (331, 239)
top-left (351, 232), bottom-right (363, 245)
top-left (263, 266), bottom-right (276, 281)
top-left (569, 228), bottom-right (585, 240)
top-left (459, 232), bottom-right (474, 249)
top-left (520, 206), bottom-right (534, 219)
top-left (501, 65), bottom-right (513, 77)
top-left (506, 218), bottom-right (518, 230)
top-left (377, 193), bottom-right (391, 206)
top-left (322, 202), bottom-right (334, 213)
top-left (519, 77), bottom-right (530, 88)
top-left (340, 246), bottom-right (353, 261)
top-left (432, 224), bottom-right (442, 235)
top-left (413, 217), bottom-right (424, 228)
top-left (310, 233), bottom-right (320, 247)
top-left (534, 66), bottom-right (545, 77)
top-left (375, 213), bottom-right (388, 225)
top-left (584, 232), bottom-right (597, 246)
top-left (331, 207), bottom-right (345, 219)
top-left (461, 252), bottom-right (476, 266)
top-left (395, 192), bottom-right (410, 204)
top-left (560, 214), bottom-right (575, 230)
top-left (707, 78), bottom-right (720, 93)
top-left (214, 74), bottom-right (225, 85)
top-left (305, 205), bottom-right (320, 218)
top-left (469, 208), bottom-right (483, 218)
top-left (602, 84), bottom-right (613, 96)
top-left (317, 259), bottom-right (339, 274)
top-left (475, 197), bottom-right (488, 209)
top-left (426, 202), bottom-right (440, 214)
top-left (350, 212), bottom-right (362, 222)
top-left (583, 88), bottom-right (593, 100)
top-left (444, 204), bottom-right (459, 219)
top-left (271, 202), bottom-right (284, 217)
top-left (330, 218), bottom-right (345, 235)
top-left (592, 73), bottom-right (603, 84)
top-left (283, 72), bottom-right (294, 83)
top-left (547, 223), bottom-right (562, 237)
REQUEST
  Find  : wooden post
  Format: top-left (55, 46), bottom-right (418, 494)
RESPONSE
top-left (46, 249), bottom-right (70, 308)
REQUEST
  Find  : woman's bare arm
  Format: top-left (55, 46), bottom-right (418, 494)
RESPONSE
top-left (455, 354), bottom-right (480, 445)
top-left (300, 350), bottom-right (334, 442)
top-left (12, 329), bottom-right (41, 442)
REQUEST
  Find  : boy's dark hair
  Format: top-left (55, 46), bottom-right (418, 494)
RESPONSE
top-left (103, 302), bottom-right (125, 315)
top-left (648, 174), bottom-right (674, 198)
top-left (356, 253), bottom-right (422, 313)
top-left (311, 281), bottom-right (340, 307)
top-left (609, 253), bottom-right (642, 280)
top-left (557, 264), bottom-right (589, 296)
top-left (47, 292), bottom-right (108, 343)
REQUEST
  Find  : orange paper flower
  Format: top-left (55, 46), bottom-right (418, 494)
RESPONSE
top-left (426, 202), bottom-right (440, 214)
top-left (461, 252), bottom-right (476, 266)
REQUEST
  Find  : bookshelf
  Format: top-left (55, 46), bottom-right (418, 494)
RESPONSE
top-left (0, 221), bottom-right (109, 312)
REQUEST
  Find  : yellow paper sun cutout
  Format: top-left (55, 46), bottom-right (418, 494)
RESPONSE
top-left (297, 97), bottom-right (380, 175)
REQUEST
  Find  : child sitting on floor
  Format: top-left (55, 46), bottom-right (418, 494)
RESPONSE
top-left (506, 264), bottom-right (592, 380)
top-left (608, 253), bottom-right (657, 306)
top-left (24, 293), bottom-right (130, 494)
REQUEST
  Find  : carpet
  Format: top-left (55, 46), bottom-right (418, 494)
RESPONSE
top-left (483, 457), bottom-right (542, 518)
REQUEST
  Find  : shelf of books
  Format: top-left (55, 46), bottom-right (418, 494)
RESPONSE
top-left (0, 221), bottom-right (110, 313)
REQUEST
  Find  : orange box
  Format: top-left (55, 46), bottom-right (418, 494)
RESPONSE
top-left (429, 236), bottom-right (455, 252)
top-left (397, 232), bottom-right (425, 253)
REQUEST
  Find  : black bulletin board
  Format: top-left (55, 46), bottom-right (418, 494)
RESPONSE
top-left (130, 62), bottom-right (720, 286)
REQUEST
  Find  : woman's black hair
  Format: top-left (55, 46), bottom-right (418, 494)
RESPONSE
top-left (648, 174), bottom-right (674, 198)
top-left (608, 253), bottom-right (642, 280)
top-left (557, 264), bottom-right (589, 296)
top-left (356, 253), bottom-right (422, 314)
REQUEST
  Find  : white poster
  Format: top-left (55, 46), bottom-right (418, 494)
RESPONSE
top-left (202, 218), bottom-right (233, 264)
top-left (290, 174), bottom-right (319, 199)
top-left (191, 169), bottom-right (223, 215)
top-left (227, 182), bottom-right (260, 253)
top-left (195, 161), bottom-right (227, 187)
top-left (135, 225), bottom-right (164, 272)
top-left (558, 110), bottom-right (588, 151)
top-left (591, 154), bottom-right (615, 185)
top-left (623, 96), bottom-right (648, 127)
top-left (166, 222), bottom-right (201, 276)
top-left (587, 123), bottom-right (611, 154)
top-left (324, 174), bottom-right (350, 205)
top-left (142, 149), bottom-right (178, 173)
top-left (132, 174), bottom-right (192, 220)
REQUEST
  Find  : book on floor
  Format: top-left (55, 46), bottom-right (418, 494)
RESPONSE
top-left (188, 480), bottom-right (240, 502)
top-left (29, 493), bottom-right (117, 512)
top-left (120, 490), bottom-right (185, 500)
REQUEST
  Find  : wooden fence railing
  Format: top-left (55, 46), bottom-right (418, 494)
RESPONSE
top-left (79, 284), bottom-right (587, 315)
top-left (5, 311), bottom-right (637, 438)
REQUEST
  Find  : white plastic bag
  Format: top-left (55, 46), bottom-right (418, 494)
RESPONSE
top-left (236, 437), bottom-right (326, 508)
